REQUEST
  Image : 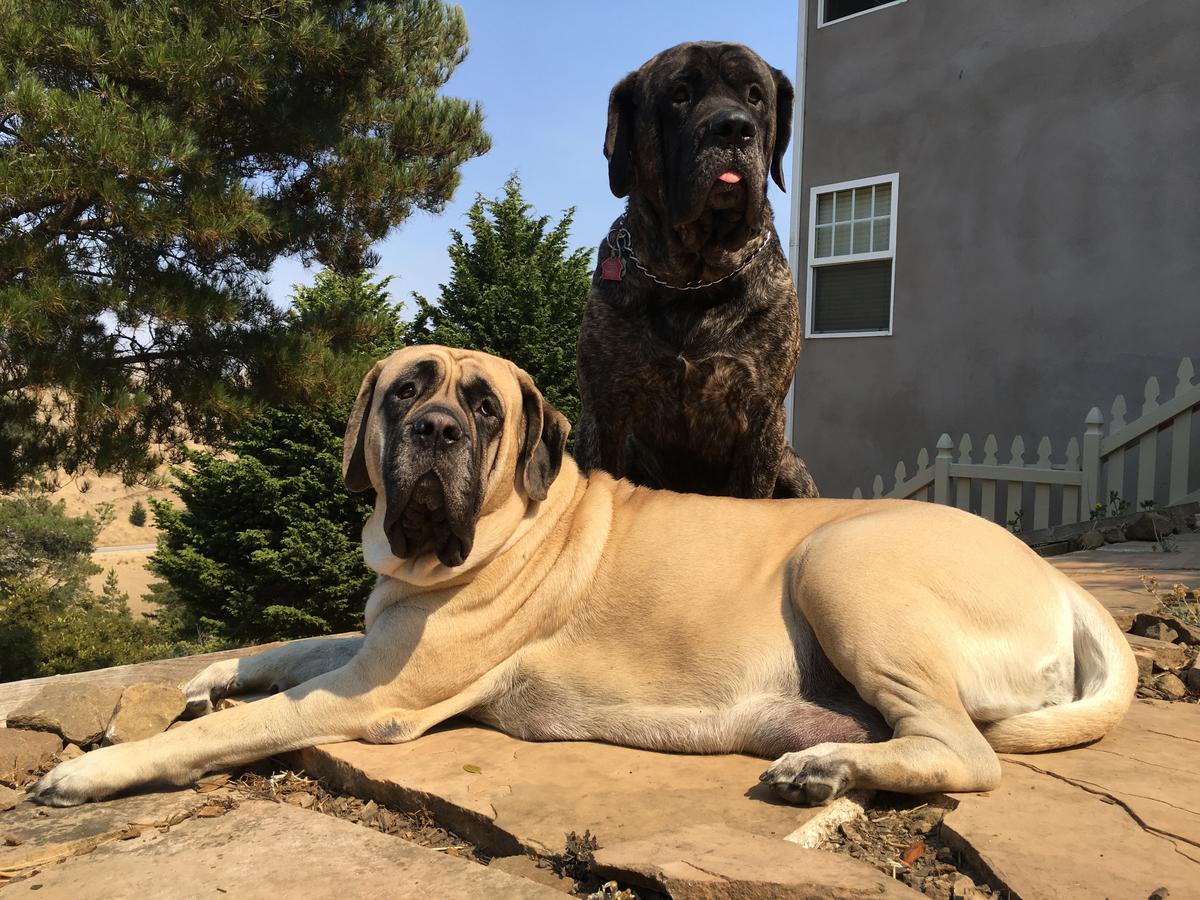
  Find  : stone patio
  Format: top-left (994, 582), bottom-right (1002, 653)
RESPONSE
top-left (1, 534), bottom-right (1197, 897)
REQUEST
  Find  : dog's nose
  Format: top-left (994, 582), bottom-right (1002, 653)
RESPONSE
top-left (410, 410), bottom-right (464, 450)
top-left (711, 108), bottom-right (756, 147)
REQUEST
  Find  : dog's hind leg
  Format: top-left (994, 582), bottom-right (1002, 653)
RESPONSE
top-left (183, 635), bottom-right (365, 717)
top-left (762, 530), bottom-right (1002, 805)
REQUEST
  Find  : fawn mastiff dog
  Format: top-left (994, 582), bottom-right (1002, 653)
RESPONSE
top-left (32, 346), bottom-right (1136, 807)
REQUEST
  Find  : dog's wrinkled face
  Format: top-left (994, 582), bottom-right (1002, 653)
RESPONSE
top-left (343, 346), bottom-right (568, 570)
top-left (605, 42), bottom-right (793, 255)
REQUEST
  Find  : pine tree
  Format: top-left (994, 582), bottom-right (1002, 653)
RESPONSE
top-left (406, 175), bottom-right (592, 425)
top-left (0, 0), bottom-right (490, 489)
top-left (147, 272), bottom-right (406, 644)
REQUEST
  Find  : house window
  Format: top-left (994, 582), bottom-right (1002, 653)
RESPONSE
top-left (806, 174), bottom-right (898, 338)
top-left (820, 0), bottom-right (907, 27)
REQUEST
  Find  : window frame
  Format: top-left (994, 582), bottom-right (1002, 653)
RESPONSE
top-left (818, 0), bottom-right (908, 29)
top-left (805, 172), bottom-right (899, 339)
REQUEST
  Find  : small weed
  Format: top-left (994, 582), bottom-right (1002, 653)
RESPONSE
top-left (1140, 575), bottom-right (1200, 629)
top-left (555, 830), bottom-right (601, 882)
top-left (1006, 509), bottom-right (1024, 533)
top-left (1091, 491), bottom-right (1131, 520)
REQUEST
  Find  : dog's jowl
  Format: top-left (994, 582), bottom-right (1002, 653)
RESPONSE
top-left (575, 42), bottom-right (818, 500)
top-left (31, 347), bottom-right (1136, 810)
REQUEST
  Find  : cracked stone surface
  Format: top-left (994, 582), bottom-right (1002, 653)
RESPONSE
top-left (1, 799), bottom-right (563, 899)
top-left (291, 722), bottom-right (826, 856)
top-left (943, 699), bottom-right (1200, 898)
top-left (591, 823), bottom-right (918, 898)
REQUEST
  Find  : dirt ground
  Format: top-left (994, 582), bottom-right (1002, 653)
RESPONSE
top-left (49, 470), bottom-right (177, 617)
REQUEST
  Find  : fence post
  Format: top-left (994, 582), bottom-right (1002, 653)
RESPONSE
top-left (934, 433), bottom-right (953, 505)
top-left (1081, 406), bottom-right (1104, 518)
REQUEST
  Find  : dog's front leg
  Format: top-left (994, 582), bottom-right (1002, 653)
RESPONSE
top-left (30, 659), bottom-right (390, 807)
top-left (725, 404), bottom-right (790, 498)
top-left (183, 634), bottom-right (366, 716)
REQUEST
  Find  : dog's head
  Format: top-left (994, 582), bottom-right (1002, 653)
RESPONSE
top-left (605, 42), bottom-right (793, 254)
top-left (343, 346), bottom-right (570, 574)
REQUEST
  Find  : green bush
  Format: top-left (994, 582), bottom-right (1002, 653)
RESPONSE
top-left (405, 174), bottom-right (591, 426)
top-left (0, 494), bottom-right (181, 682)
top-left (149, 405), bottom-right (375, 644)
top-left (129, 500), bottom-right (148, 527)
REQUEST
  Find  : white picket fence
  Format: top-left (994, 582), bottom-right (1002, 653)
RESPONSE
top-left (852, 357), bottom-right (1200, 533)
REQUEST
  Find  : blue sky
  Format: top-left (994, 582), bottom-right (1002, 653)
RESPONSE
top-left (266, 0), bottom-right (800, 311)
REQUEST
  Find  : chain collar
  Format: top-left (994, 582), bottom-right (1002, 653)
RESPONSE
top-left (604, 216), bottom-right (771, 291)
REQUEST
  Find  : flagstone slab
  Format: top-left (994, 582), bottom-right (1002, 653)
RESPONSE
top-left (1, 799), bottom-right (562, 899)
top-left (292, 721), bottom-right (824, 857)
top-left (592, 823), bottom-right (918, 898)
top-left (1050, 532), bottom-right (1200, 629)
top-left (943, 700), bottom-right (1200, 899)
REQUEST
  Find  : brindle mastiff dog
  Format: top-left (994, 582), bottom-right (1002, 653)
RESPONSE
top-left (575, 42), bottom-right (818, 499)
top-left (32, 347), bottom-right (1136, 808)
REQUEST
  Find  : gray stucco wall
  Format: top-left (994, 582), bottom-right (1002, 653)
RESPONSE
top-left (789, 0), bottom-right (1200, 501)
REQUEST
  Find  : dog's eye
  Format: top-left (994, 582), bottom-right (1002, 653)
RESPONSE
top-left (672, 85), bottom-right (689, 104)
top-left (397, 383), bottom-right (416, 400)
top-left (747, 84), bottom-right (764, 105)
top-left (478, 398), bottom-right (497, 418)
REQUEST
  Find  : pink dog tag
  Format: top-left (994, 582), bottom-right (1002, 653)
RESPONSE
top-left (600, 256), bottom-right (624, 281)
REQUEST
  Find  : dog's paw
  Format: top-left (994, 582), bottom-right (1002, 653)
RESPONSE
top-left (183, 659), bottom-right (241, 718)
top-left (759, 743), bottom-right (857, 805)
top-left (30, 747), bottom-right (136, 807)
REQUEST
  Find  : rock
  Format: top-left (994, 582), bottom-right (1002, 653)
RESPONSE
top-left (1132, 615), bottom-right (1180, 644)
top-left (0, 784), bottom-right (22, 811)
top-left (1125, 634), bottom-right (1191, 673)
top-left (0, 727), bottom-right (63, 783)
top-left (1158, 614), bottom-right (1200, 646)
top-left (1156, 673), bottom-right (1189, 701)
top-left (1133, 612), bottom-right (1200, 646)
top-left (104, 683), bottom-right (186, 745)
top-left (1100, 526), bottom-right (1127, 543)
top-left (1125, 511), bottom-right (1177, 542)
top-left (941, 701), bottom-right (1200, 898)
top-left (57, 743), bottom-right (85, 761)
top-left (1074, 530), bottom-right (1105, 551)
top-left (1185, 666), bottom-right (1200, 695)
top-left (0, 799), bottom-right (563, 899)
top-left (291, 723), bottom-right (832, 856)
top-left (590, 824), bottom-right (916, 898)
top-left (7, 683), bottom-right (123, 746)
top-left (489, 855), bottom-right (575, 893)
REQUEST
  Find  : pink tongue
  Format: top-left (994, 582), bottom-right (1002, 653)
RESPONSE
top-left (718, 171), bottom-right (742, 184)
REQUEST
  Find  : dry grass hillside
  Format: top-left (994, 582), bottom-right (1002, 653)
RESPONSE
top-left (51, 470), bottom-right (179, 618)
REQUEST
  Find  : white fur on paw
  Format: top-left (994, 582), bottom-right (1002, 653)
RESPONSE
top-left (759, 743), bottom-right (855, 806)
top-left (30, 748), bottom-right (131, 807)
top-left (183, 659), bottom-right (241, 717)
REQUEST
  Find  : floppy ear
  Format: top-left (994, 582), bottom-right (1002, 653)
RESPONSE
top-left (342, 360), bottom-right (385, 493)
top-left (770, 67), bottom-right (794, 192)
top-left (516, 370), bottom-right (570, 502)
top-left (604, 71), bottom-right (639, 198)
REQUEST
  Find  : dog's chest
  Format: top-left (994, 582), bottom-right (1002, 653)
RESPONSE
top-left (630, 351), bottom-right (756, 445)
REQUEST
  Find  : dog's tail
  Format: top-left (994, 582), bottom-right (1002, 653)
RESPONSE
top-left (980, 578), bottom-right (1137, 753)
